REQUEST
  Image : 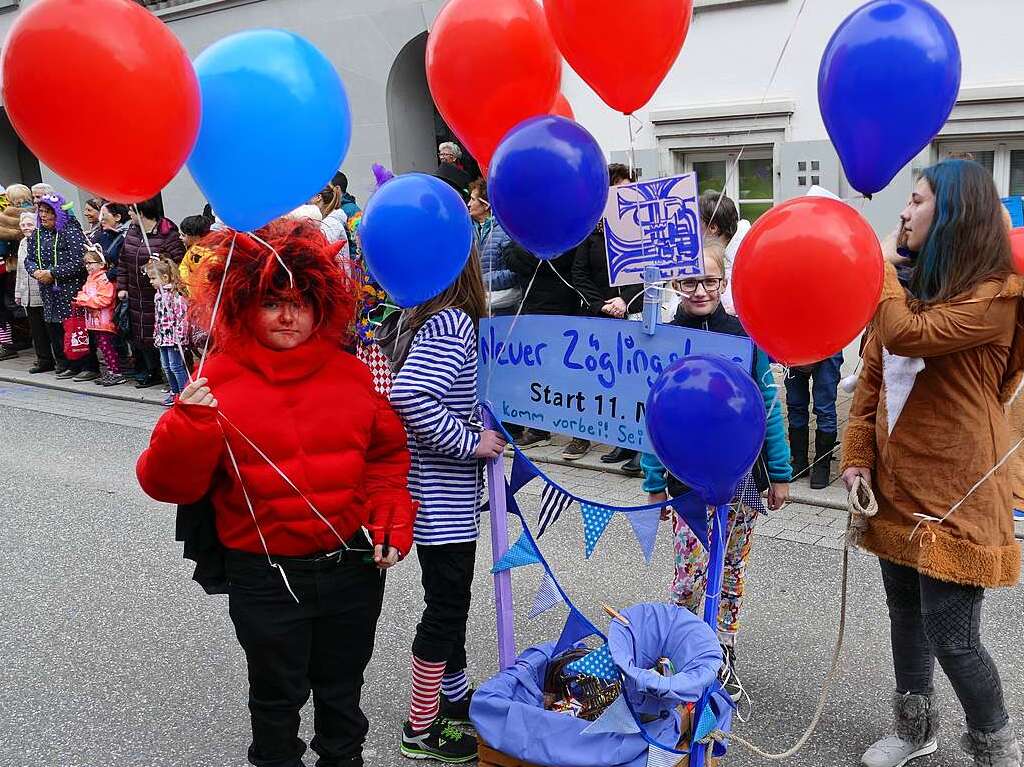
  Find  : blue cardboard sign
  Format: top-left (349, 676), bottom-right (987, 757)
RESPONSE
top-left (478, 315), bottom-right (754, 452)
top-left (604, 173), bottom-right (704, 288)
top-left (1003, 196), bottom-right (1023, 228)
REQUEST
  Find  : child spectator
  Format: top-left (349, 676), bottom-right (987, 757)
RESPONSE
top-left (145, 257), bottom-right (189, 407)
top-left (73, 244), bottom-right (125, 386)
top-left (177, 214), bottom-right (213, 293)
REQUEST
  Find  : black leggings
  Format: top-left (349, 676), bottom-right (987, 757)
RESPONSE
top-left (880, 559), bottom-right (1009, 733)
top-left (413, 541), bottom-right (476, 673)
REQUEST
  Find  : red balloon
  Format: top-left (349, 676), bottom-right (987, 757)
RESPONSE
top-left (732, 197), bottom-right (883, 366)
top-left (427, 0), bottom-right (560, 170)
top-left (1011, 228), bottom-right (1024, 274)
top-left (550, 93), bottom-right (575, 120)
top-left (544, 0), bottom-right (692, 115)
top-left (1, 0), bottom-right (200, 203)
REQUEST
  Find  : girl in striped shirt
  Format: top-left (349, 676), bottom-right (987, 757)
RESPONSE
top-left (390, 252), bottom-right (506, 763)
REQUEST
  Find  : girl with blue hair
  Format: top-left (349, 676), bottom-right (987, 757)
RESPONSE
top-left (843, 160), bottom-right (1023, 767)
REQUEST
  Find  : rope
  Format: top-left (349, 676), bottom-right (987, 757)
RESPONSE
top-left (708, 483), bottom-right (856, 760)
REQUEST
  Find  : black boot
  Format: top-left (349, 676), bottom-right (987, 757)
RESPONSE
top-left (601, 447), bottom-right (635, 464)
top-left (810, 430), bottom-right (837, 490)
top-left (789, 426), bottom-right (809, 481)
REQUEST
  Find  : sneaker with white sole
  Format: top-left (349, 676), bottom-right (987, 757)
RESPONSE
top-left (861, 735), bottom-right (938, 767)
top-left (719, 644), bottom-right (744, 703)
top-left (401, 718), bottom-right (477, 763)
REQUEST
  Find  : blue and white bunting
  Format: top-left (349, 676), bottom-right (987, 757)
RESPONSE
top-left (671, 493), bottom-right (710, 551)
top-left (565, 643), bottom-right (618, 681)
top-left (529, 570), bottom-right (563, 619)
top-left (626, 507), bottom-right (661, 563)
top-left (510, 450), bottom-right (539, 494)
top-left (538, 482), bottom-right (575, 537)
top-left (737, 473), bottom-right (767, 515)
top-left (491, 529), bottom-right (541, 573)
top-left (646, 743), bottom-right (684, 767)
top-left (581, 502), bottom-right (616, 558)
top-left (581, 694), bottom-right (641, 735)
top-left (554, 608), bottom-right (599, 655)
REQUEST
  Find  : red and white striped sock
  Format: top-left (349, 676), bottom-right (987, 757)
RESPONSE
top-left (0, 323), bottom-right (11, 345)
top-left (408, 655), bottom-right (446, 732)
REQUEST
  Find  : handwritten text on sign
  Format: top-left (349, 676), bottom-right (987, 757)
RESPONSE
top-left (479, 316), bottom-right (754, 452)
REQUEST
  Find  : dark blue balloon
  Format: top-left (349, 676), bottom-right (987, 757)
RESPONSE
top-left (818, 0), bottom-right (960, 196)
top-left (645, 355), bottom-right (766, 506)
top-left (488, 115), bottom-right (609, 260)
top-left (189, 30), bottom-right (351, 232)
top-left (360, 173), bottom-right (474, 308)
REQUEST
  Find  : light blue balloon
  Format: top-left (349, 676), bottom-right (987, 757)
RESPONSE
top-left (188, 29), bottom-right (351, 232)
top-left (360, 174), bottom-right (473, 309)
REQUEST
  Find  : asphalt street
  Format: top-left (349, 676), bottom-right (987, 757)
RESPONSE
top-left (1, 397), bottom-right (1021, 767)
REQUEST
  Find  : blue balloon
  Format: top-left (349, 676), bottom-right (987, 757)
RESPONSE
top-left (488, 115), bottom-right (609, 260)
top-left (818, 0), bottom-right (960, 196)
top-left (188, 30), bottom-right (351, 232)
top-left (360, 174), bottom-right (473, 308)
top-left (645, 355), bottom-right (766, 506)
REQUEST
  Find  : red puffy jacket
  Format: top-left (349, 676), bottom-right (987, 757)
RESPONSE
top-left (137, 337), bottom-right (416, 557)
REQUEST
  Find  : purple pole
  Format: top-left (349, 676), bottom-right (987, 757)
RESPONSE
top-left (689, 502), bottom-right (729, 766)
top-left (484, 406), bottom-right (516, 670)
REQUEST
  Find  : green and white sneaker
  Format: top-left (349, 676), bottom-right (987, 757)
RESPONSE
top-left (401, 718), bottom-right (478, 763)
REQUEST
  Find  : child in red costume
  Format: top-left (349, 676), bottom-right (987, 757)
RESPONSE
top-left (136, 218), bottom-right (415, 767)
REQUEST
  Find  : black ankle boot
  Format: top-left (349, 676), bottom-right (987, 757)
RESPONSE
top-left (810, 430), bottom-right (837, 489)
top-left (789, 426), bottom-right (809, 481)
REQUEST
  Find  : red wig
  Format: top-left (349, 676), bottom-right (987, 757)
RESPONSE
top-left (189, 218), bottom-right (357, 351)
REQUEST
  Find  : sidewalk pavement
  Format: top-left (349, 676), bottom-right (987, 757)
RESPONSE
top-left (2, 352), bottom-right (1020, 544)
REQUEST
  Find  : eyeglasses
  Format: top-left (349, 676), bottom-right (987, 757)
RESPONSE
top-left (678, 277), bottom-right (723, 295)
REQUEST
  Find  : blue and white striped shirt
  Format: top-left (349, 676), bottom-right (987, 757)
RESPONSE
top-left (390, 308), bottom-right (482, 546)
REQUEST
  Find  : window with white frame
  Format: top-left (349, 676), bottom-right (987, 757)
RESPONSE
top-left (937, 140), bottom-right (1024, 197)
top-left (681, 149), bottom-right (775, 223)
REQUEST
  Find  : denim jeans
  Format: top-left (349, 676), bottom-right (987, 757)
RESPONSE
top-left (158, 345), bottom-right (189, 395)
top-left (784, 351), bottom-right (843, 432)
top-left (880, 559), bottom-right (1009, 733)
top-left (226, 549), bottom-right (385, 767)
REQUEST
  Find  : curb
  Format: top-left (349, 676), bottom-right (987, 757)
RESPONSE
top-left (0, 373), bottom-right (166, 408)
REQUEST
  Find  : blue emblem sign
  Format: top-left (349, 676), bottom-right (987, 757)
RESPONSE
top-left (478, 315), bottom-right (754, 452)
top-left (604, 173), bottom-right (705, 288)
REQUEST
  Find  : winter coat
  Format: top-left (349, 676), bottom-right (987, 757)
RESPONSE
top-left (117, 218), bottom-right (185, 346)
top-left (320, 208), bottom-right (348, 246)
top-left (640, 303), bottom-right (792, 498)
top-left (14, 238), bottom-right (43, 308)
top-left (137, 336), bottom-right (416, 557)
top-left (179, 243), bottom-right (214, 293)
top-left (842, 262), bottom-right (1024, 588)
top-left (73, 270), bottom-right (116, 333)
top-left (0, 204), bottom-right (29, 270)
top-left (24, 218), bottom-right (88, 323)
top-left (153, 285), bottom-right (188, 348)
top-left (90, 224), bottom-right (128, 284)
top-left (475, 216), bottom-right (520, 292)
top-left (504, 246), bottom-right (582, 315)
top-left (572, 225), bottom-right (644, 316)
top-left (340, 194), bottom-right (360, 220)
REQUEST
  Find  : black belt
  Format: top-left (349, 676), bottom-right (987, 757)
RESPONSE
top-left (226, 533), bottom-right (374, 572)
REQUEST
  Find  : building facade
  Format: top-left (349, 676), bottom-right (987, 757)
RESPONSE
top-left (0, 0), bottom-right (1021, 234)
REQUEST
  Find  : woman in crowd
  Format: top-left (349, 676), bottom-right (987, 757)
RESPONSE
top-left (842, 160), bottom-right (1022, 767)
top-left (83, 197), bottom-right (104, 240)
top-left (643, 242), bottom-right (791, 702)
top-left (313, 183), bottom-right (349, 251)
top-left (137, 218), bottom-right (414, 767)
top-left (24, 192), bottom-right (99, 380)
top-left (117, 195), bottom-right (185, 388)
top-left (14, 211), bottom-right (61, 372)
top-left (468, 179), bottom-right (521, 316)
top-left (570, 163), bottom-right (643, 466)
top-left (390, 254), bottom-right (505, 764)
top-left (0, 183), bottom-right (33, 360)
top-left (94, 202), bottom-right (130, 274)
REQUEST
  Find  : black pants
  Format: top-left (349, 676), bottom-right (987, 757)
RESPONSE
top-left (226, 549), bottom-right (386, 767)
top-left (26, 306), bottom-right (57, 366)
top-left (45, 320), bottom-right (97, 373)
top-left (880, 559), bottom-right (1009, 732)
top-left (413, 541), bottom-right (476, 672)
top-left (134, 345), bottom-right (162, 381)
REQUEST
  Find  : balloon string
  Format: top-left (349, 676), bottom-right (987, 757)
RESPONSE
top-left (131, 204), bottom-right (158, 263)
top-left (705, 0), bottom-right (809, 228)
top-left (484, 262), bottom-right (540, 402)
top-left (196, 231), bottom-right (237, 380)
top-left (247, 230), bottom-right (295, 289)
